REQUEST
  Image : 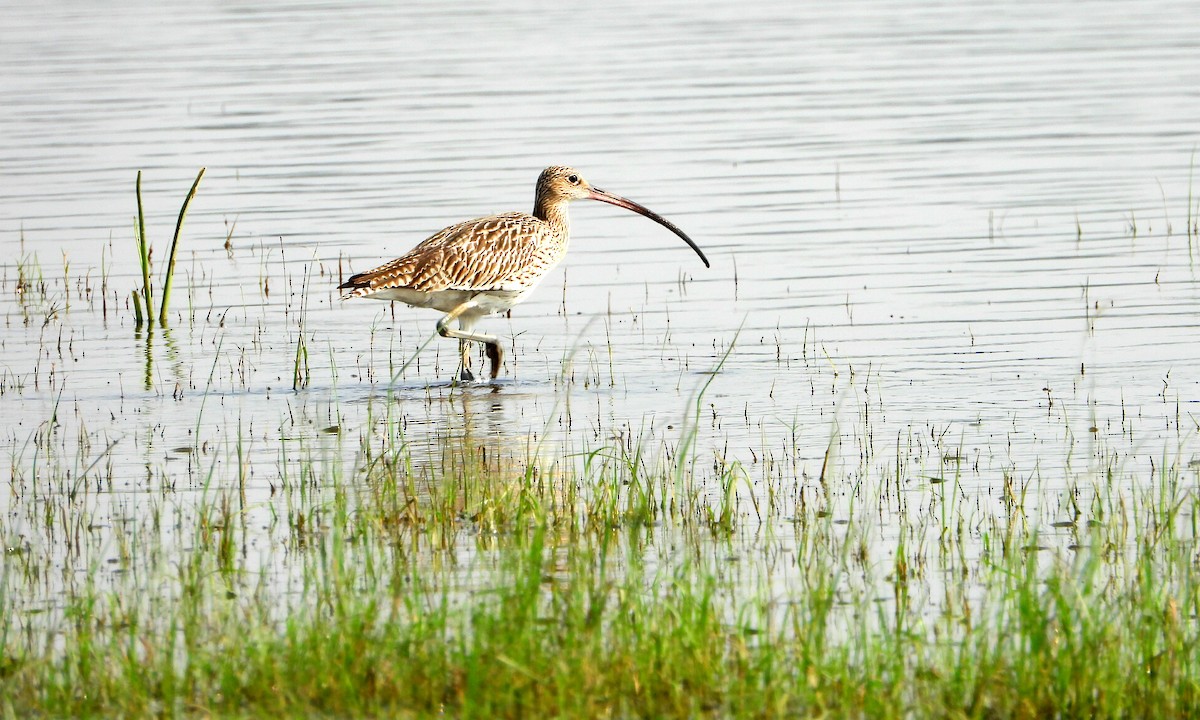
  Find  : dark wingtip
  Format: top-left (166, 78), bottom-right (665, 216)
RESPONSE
top-left (338, 273), bottom-right (370, 291)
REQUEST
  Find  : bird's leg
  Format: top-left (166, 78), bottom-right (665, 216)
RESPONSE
top-left (457, 339), bottom-right (474, 382)
top-left (437, 299), bottom-right (503, 381)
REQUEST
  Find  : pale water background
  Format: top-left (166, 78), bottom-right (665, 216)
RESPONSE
top-left (2, 0), bottom-right (1200, 606)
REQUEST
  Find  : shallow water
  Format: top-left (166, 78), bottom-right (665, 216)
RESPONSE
top-left (3, 0), bottom-right (1200, 607)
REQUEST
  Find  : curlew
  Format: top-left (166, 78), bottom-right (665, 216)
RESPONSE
top-left (339, 166), bottom-right (710, 381)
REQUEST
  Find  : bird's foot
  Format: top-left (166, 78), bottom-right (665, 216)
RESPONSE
top-left (457, 366), bottom-right (476, 383)
top-left (486, 343), bottom-right (503, 380)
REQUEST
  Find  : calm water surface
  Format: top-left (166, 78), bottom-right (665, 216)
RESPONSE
top-left (2, 0), bottom-right (1199, 604)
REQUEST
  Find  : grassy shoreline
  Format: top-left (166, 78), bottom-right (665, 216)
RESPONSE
top-left (4, 409), bottom-right (1199, 718)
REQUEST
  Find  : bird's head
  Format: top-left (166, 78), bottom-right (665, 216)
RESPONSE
top-left (534, 165), bottom-right (711, 268)
top-left (536, 165), bottom-right (594, 203)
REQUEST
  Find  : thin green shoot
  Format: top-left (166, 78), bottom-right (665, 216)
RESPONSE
top-left (135, 171), bottom-right (152, 326)
top-left (675, 321), bottom-right (741, 494)
top-left (1188, 147), bottom-right (1196, 259)
top-left (159, 167), bottom-right (205, 327)
top-left (131, 290), bottom-right (144, 327)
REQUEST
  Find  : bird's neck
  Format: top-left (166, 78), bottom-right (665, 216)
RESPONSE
top-left (534, 198), bottom-right (571, 234)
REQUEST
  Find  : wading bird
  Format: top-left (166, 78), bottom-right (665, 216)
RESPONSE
top-left (339, 166), bottom-right (709, 381)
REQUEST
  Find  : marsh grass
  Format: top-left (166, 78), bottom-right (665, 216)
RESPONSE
top-left (132, 168), bottom-right (205, 330)
top-left (3, 375), bottom-right (1200, 718)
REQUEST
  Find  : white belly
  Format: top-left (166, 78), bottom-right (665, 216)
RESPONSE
top-left (363, 286), bottom-right (532, 315)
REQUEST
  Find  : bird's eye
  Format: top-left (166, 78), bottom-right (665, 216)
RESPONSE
top-left (567, 174), bottom-right (579, 185)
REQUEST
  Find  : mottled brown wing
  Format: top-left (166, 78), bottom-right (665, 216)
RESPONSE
top-left (340, 212), bottom-right (562, 297)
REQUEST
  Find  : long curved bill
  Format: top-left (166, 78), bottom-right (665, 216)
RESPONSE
top-left (588, 188), bottom-right (711, 268)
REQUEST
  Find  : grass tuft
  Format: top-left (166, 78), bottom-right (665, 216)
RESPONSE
top-left (131, 168), bottom-right (205, 330)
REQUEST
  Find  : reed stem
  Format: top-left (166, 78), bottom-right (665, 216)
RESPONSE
top-left (159, 167), bottom-right (205, 327)
top-left (136, 171), bottom-right (152, 325)
top-left (131, 289), bottom-right (144, 327)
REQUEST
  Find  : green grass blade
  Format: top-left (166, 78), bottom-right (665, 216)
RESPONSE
top-left (135, 170), bottom-right (153, 326)
top-left (158, 167), bottom-right (205, 327)
top-left (131, 289), bottom-right (144, 328)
